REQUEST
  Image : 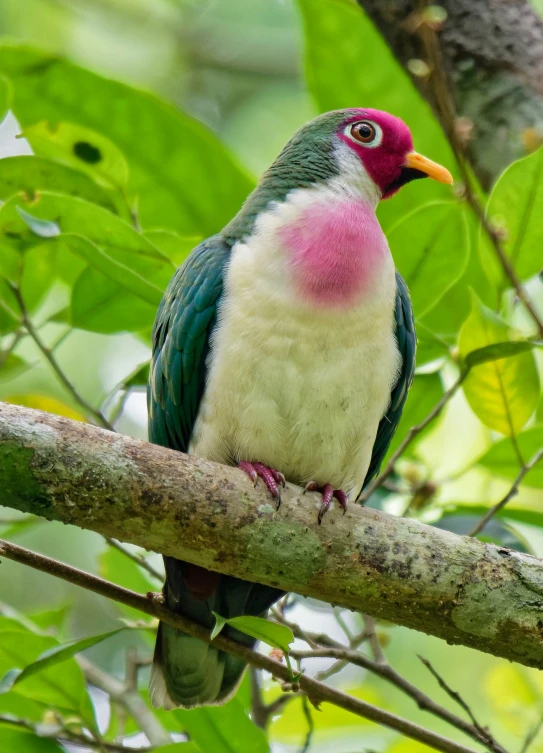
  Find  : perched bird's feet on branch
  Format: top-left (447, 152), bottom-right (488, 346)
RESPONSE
top-left (304, 481), bottom-right (348, 524)
top-left (239, 461), bottom-right (286, 509)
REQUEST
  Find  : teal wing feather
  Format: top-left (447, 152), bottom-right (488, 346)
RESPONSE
top-left (147, 234), bottom-right (283, 709)
top-left (148, 234), bottom-right (229, 453)
top-left (363, 271), bottom-right (416, 487)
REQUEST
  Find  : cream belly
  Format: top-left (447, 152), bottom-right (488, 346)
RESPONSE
top-left (189, 197), bottom-right (401, 499)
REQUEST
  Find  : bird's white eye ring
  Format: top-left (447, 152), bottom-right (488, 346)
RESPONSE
top-left (347, 120), bottom-right (383, 148)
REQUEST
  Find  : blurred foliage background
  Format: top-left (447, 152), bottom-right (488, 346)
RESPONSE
top-left (0, 0), bottom-right (543, 752)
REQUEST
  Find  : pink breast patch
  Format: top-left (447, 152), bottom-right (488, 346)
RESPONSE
top-left (280, 200), bottom-right (389, 308)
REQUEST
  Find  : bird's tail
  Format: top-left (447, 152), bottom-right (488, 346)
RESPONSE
top-left (150, 558), bottom-right (283, 709)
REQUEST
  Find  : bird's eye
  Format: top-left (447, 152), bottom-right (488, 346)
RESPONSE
top-left (348, 120), bottom-right (382, 147)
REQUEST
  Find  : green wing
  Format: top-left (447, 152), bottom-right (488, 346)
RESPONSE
top-left (363, 271), bottom-right (416, 487)
top-left (148, 234), bottom-right (230, 451)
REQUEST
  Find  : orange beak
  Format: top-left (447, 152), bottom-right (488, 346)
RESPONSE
top-left (404, 152), bottom-right (454, 185)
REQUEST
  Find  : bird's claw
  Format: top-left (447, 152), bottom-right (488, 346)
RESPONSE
top-left (239, 461), bottom-right (284, 509)
top-left (305, 481), bottom-right (349, 523)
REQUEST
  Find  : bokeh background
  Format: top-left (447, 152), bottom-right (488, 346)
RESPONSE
top-left (1, 1), bottom-right (543, 752)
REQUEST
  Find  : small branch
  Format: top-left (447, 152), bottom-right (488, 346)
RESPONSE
top-left (0, 539), bottom-right (480, 753)
top-left (419, 656), bottom-right (503, 753)
top-left (0, 714), bottom-right (152, 753)
top-left (79, 656), bottom-right (171, 747)
top-left (358, 370), bottom-right (468, 503)
top-left (469, 449), bottom-right (543, 536)
top-left (103, 536), bottom-right (163, 582)
top-left (292, 647), bottom-right (506, 753)
top-left (11, 286), bottom-right (114, 430)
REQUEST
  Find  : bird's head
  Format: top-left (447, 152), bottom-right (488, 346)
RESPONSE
top-left (336, 108), bottom-right (453, 198)
top-left (270, 108), bottom-right (453, 203)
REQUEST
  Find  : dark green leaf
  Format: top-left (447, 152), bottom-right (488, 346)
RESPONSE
top-left (212, 614), bottom-right (293, 654)
top-left (464, 340), bottom-right (538, 367)
top-left (123, 360), bottom-right (150, 389)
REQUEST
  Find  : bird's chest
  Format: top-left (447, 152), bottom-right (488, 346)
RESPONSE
top-left (189, 195), bottom-right (400, 495)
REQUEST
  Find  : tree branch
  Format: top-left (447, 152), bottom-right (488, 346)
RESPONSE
top-left (0, 538), bottom-right (480, 753)
top-left (1, 401), bottom-right (543, 670)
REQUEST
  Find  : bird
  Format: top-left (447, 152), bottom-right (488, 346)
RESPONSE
top-left (147, 108), bottom-right (453, 710)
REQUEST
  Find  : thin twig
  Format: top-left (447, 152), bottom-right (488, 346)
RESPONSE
top-left (419, 656), bottom-right (502, 752)
top-left (469, 448), bottom-right (543, 536)
top-left (292, 647), bottom-right (506, 753)
top-left (79, 656), bottom-right (171, 747)
top-left (11, 286), bottom-right (114, 430)
top-left (0, 714), bottom-right (152, 752)
top-left (103, 536), bottom-right (163, 582)
top-left (299, 695), bottom-right (314, 753)
top-left (358, 370), bottom-right (468, 503)
top-left (0, 538), bottom-right (480, 753)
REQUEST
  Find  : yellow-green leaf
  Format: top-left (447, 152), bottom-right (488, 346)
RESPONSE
top-left (459, 294), bottom-right (540, 435)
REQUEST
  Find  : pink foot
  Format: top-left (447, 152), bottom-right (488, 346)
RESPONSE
top-left (304, 481), bottom-right (348, 524)
top-left (239, 461), bottom-right (286, 509)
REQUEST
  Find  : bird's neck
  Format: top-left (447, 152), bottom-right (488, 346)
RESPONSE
top-left (233, 182), bottom-right (391, 311)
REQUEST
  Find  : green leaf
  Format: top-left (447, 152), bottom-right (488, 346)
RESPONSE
top-left (480, 147), bottom-right (543, 291)
top-left (0, 515), bottom-right (39, 540)
top-left (28, 604), bottom-right (71, 632)
top-left (458, 294), bottom-right (540, 435)
top-left (385, 372), bottom-right (444, 458)
top-left (0, 628), bottom-right (124, 694)
top-left (0, 629), bottom-right (95, 728)
top-left (464, 340), bottom-right (538, 367)
top-left (142, 230), bottom-right (201, 267)
top-left (99, 547), bottom-right (158, 622)
top-left (0, 728), bottom-right (64, 753)
top-left (0, 354), bottom-right (30, 383)
top-left (212, 614), bottom-right (293, 654)
top-left (0, 75), bottom-right (11, 123)
top-left (22, 120), bottom-right (129, 190)
top-left (0, 44), bottom-right (254, 236)
top-left (211, 612), bottom-right (227, 640)
top-left (0, 156), bottom-right (120, 214)
top-left (478, 428), bottom-right (543, 488)
top-left (174, 699), bottom-right (269, 753)
top-left (388, 202), bottom-right (469, 318)
top-left (156, 745), bottom-right (203, 752)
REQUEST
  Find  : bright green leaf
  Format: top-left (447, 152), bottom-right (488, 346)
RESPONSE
top-left (458, 294), bottom-right (540, 435)
top-left (156, 744), bottom-right (203, 752)
top-left (213, 614), bottom-right (293, 654)
top-left (0, 155), bottom-right (121, 214)
top-left (0, 354), bottom-right (29, 383)
top-left (211, 612), bottom-right (227, 640)
top-left (174, 699), bottom-right (269, 753)
top-left (22, 120), bottom-right (129, 190)
top-left (0, 75), bottom-right (11, 123)
top-left (480, 147), bottom-right (543, 291)
top-left (478, 428), bottom-right (543, 488)
top-left (0, 728), bottom-right (64, 753)
top-left (0, 628), bottom-right (124, 695)
top-left (0, 630), bottom-right (95, 728)
top-left (0, 44), bottom-right (254, 236)
top-left (143, 230), bottom-right (201, 267)
top-left (388, 202), bottom-right (469, 317)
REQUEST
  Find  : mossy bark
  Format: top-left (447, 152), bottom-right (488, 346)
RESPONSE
top-left (1, 401), bottom-right (543, 668)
